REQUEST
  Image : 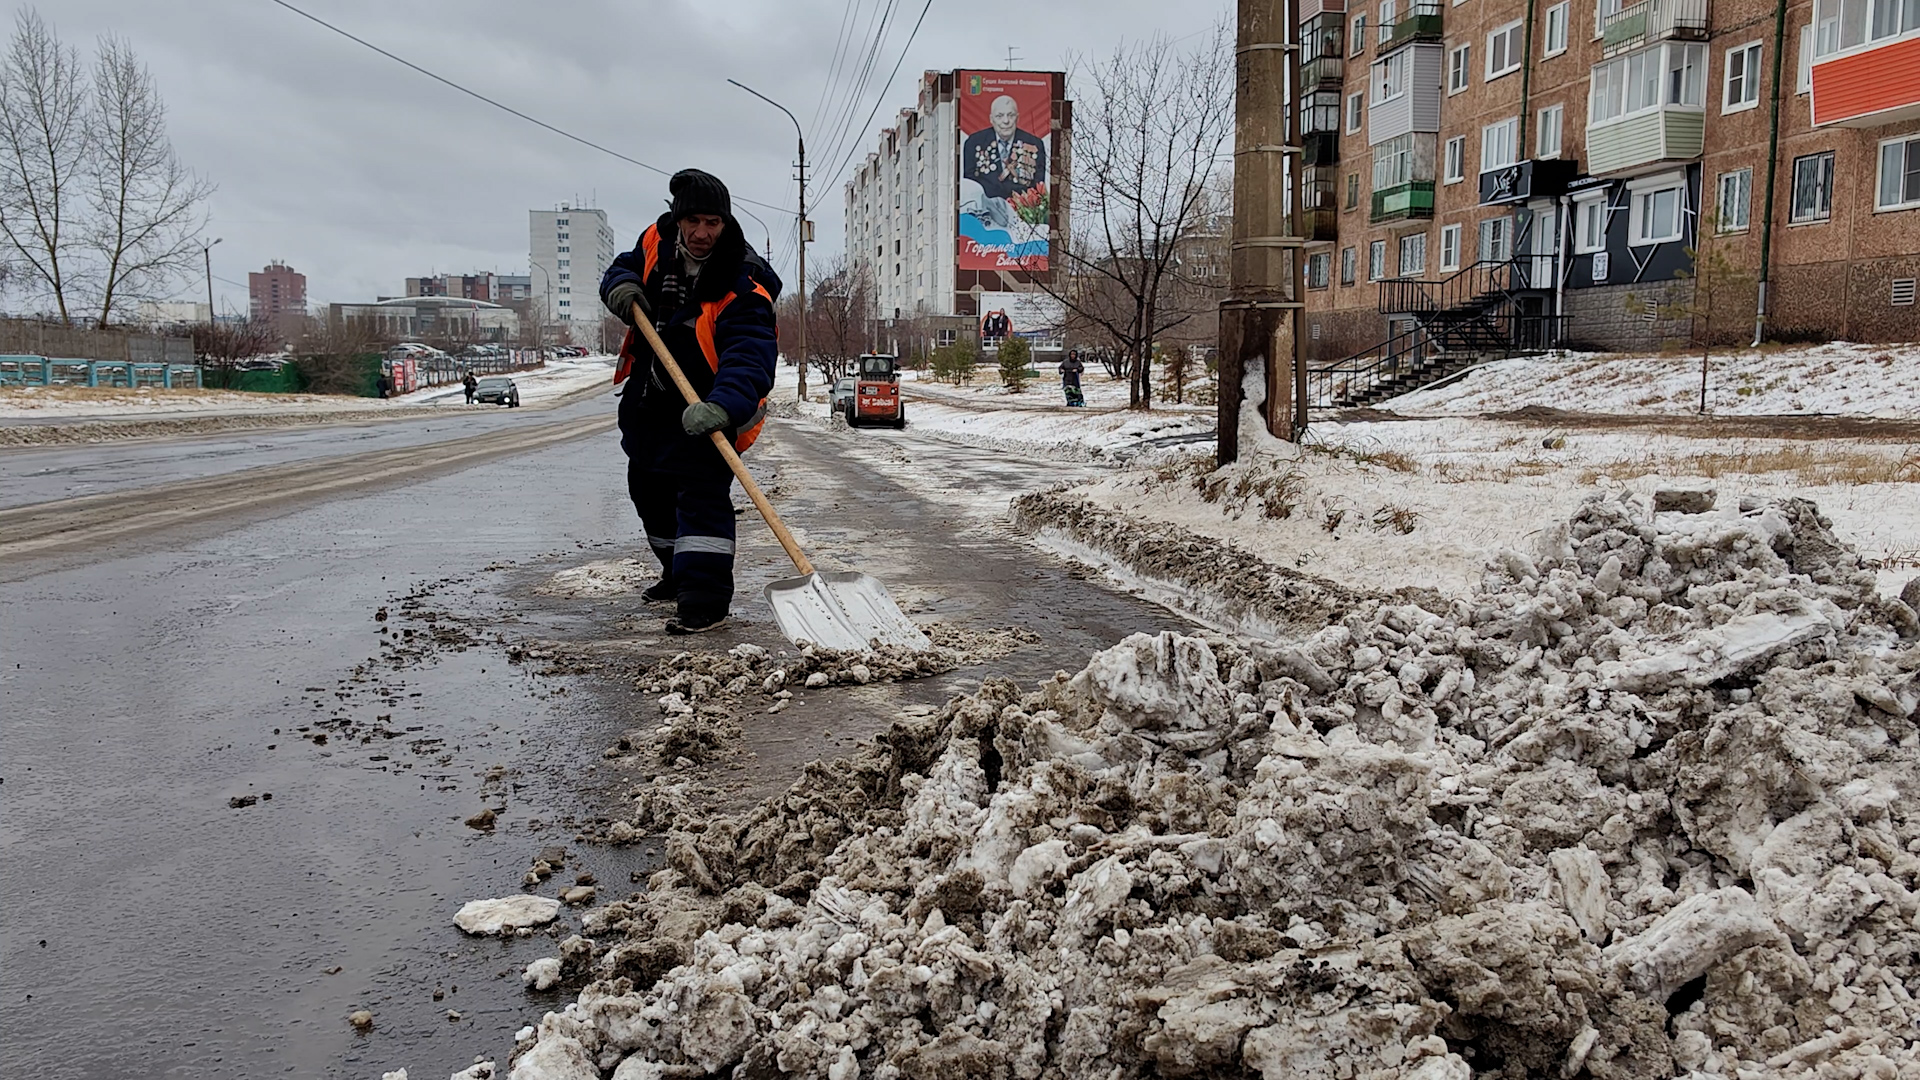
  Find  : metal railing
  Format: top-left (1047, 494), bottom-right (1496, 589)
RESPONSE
top-left (1308, 312), bottom-right (1568, 409)
top-left (0, 355), bottom-right (202, 388)
top-left (1378, 259), bottom-right (1525, 315)
top-left (1307, 324), bottom-right (1432, 408)
top-left (1603, 0), bottom-right (1709, 53)
top-left (1369, 180), bottom-right (1436, 223)
top-left (1384, 0), bottom-right (1445, 49)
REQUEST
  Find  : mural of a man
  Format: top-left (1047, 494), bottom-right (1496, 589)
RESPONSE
top-left (962, 95), bottom-right (1048, 201)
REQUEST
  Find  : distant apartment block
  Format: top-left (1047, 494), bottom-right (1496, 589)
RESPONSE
top-left (249, 262), bottom-right (306, 330)
top-left (529, 205), bottom-right (617, 342)
top-left (405, 273), bottom-right (533, 303)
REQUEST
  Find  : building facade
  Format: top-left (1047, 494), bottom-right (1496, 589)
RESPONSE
top-left (404, 273), bottom-right (532, 303)
top-left (327, 297), bottom-right (520, 342)
top-left (844, 70), bottom-right (1071, 350)
top-left (1298, 0), bottom-right (1920, 361)
top-left (248, 261), bottom-right (306, 331)
top-left (529, 205), bottom-right (617, 343)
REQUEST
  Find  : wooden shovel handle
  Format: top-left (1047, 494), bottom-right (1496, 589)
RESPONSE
top-left (629, 302), bottom-right (814, 576)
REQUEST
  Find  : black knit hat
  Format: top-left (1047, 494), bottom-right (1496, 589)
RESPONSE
top-left (669, 169), bottom-right (731, 221)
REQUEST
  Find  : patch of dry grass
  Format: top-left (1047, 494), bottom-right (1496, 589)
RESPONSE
top-left (1577, 445), bottom-right (1920, 485)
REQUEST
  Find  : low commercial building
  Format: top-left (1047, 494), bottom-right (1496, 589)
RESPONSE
top-left (326, 296), bottom-right (520, 342)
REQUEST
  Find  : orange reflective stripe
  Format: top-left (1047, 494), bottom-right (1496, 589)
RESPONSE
top-left (693, 291), bottom-right (739, 373)
top-left (640, 225), bottom-right (660, 282)
top-left (613, 327), bottom-right (636, 384)
top-left (734, 412), bottom-right (765, 453)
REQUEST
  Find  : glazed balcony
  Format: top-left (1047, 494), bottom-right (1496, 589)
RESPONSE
top-left (1370, 180), bottom-right (1435, 223)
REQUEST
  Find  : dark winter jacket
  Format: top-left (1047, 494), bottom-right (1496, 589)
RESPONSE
top-left (601, 212), bottom-right (782, 450)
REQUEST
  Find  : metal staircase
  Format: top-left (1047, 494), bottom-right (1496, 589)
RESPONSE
top-left (1308, 259), bottom-right (1565, 409)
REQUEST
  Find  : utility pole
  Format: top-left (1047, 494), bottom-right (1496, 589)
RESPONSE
top-left (1219, 0), bottom-right (1308, 464)
top-left (729, 79), bottom-right (809, 401)
top-left (202, 237), bottom-right (222, 325)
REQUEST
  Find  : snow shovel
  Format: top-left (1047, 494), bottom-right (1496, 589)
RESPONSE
top-left (628, 304), bottom-right (930, 652)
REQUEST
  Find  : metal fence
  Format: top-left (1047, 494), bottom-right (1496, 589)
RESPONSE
top-left (0, 355), bottom-right (202, 388)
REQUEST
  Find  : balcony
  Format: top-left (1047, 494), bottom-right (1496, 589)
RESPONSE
top-left (1371, 181), bottom-right (1435, 222)
top-left (1303, 54), bottom-right (1346, 88)
top-left (1384, 1), bottom-right (1444, 51)
top-left (1586, 107), bottom-right (1703, 174)
top-left (1602, 0), bottom-right (1709, 56)
top-left (1300, 206), bottom-right (1340, 241)
top-left (1303, 130), bottom-right (1341, 167)
top-left (1810, 34), bottom-right (1920, 127)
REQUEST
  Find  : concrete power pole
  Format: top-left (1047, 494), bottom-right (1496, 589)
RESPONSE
top-left (1219, 0), bottom-right (1309, 464)
top-left (728, 79), bottom-right (810, 401)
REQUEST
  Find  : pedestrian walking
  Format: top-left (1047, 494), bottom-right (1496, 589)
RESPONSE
top-left (462, 370), bottom-right (477, 404)
top-left (1059, 348), bottom-right (1085, 407)
top-left (601, 169), bottom-right (780, 635)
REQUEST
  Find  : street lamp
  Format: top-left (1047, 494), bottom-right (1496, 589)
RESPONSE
top-left (735, 205), bottom-right (775, 262)
top-left (201, 237), bottom-right (223, 323)
top-left (728, 78), bottom-right (810, 400)
top-left (529, 258), bottom-right (553, 348)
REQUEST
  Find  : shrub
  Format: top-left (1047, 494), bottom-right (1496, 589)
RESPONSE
top-left (998, 336), bottom-right (1031, 392)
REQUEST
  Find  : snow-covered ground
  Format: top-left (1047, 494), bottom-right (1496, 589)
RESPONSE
top-left (765, 346), bottom-right (1919, 603)
top-left (0, 354), bottom-right (615, 420)
top-left (1391, 341), bottom-right (1920, 419)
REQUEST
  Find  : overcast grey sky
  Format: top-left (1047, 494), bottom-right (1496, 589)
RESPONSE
top-left (31, 0), bottom-right (1228, 315)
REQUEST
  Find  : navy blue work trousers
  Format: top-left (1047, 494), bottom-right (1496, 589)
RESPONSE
top-left (620, 391), bottom-right (738, 618)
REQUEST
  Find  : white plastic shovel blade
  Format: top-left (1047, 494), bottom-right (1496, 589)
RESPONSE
top-left (763, 571), bottom-right (930, 652)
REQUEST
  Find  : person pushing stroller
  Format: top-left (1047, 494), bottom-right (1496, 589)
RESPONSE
top-left (1060, 349), bottom-right (1085, 407)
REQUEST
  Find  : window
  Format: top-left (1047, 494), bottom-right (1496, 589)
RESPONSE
top-left (1440, 224), bottom-right (1462, 269)
top-left (1714, 169), bottom-right (1754, 231)
top-left (1792, 151), bottom-right (1835, 222)
top-left (1879, 135), bottom-right (1920, 211)
top-left (556, 217), bottom-right (568, 226)
top-left (1374, 133), bottom-right (1417, 188)
top-left (1308, 251), bottom-right (1332, 288)
top-left (557, 246), bottom-right (570, 253)
top-left (1374, 50), bottom-right (1409, 103)
top-left (1631, 182), bottom-right (1684, 244)
top-left (1544, 2), bottom-right (1569, 54)
top-left (1481, 117), bottom-right (1518, 172)
top-left (1487, 20), bottom-right (1524, 78)
top-left (1347, 91), bottom-right (1366, 132)
top-left (1574, 195), bottom-right (1608, 252)
top-left (1537, 105), bottom-right (1563, 157)
top-left (1444, 135), bottom-right (1467, 182)
top-left (1369, 239), bottom-right (1387, 279)
top-left (1380, 0), bottom-right (1397, 40)
top-left (1590, 43), bottom-right (1706, 124)
top-left (1341, 246), bottom-right (1357, 284)
top-left (1352, 14), bottom-right (1368, 54)
top-left (1478, 216), bottom-right (1510, 261)
top-left (1812, 0), bottom-right (1920, 55)
top-left (1347, 173), bottom-right (1361, 208)
top-left (1449, 44), bottom-right (1473, 92)
top-left (557, 232), bottom-right (569, 240)
top-left (1399, 232), bottom-right (1428, 275)
top-left (557, 259), bottom-right (570, 267)
top-left (1724, 42), bottom-right (1762, 112)
top-left (1797, 25), bottom-right (1814, 93)
top-left (1595, 0), bottom-right (1625, 38)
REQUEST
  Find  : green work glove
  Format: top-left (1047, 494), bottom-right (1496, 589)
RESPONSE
top-left (604, 281), bottom-right (647, 325)
top-left (681, 400), bottom-right (730, 436)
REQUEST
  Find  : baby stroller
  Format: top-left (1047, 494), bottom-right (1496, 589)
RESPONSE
top-left (1063, 383), bottom-right (1086, 407)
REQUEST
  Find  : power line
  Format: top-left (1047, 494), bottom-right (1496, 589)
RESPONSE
top-left (811, 0), bottom-right (902, 191)
top-left (264, 0), bottom-right (789, 215)
top-left (822, 0), bottom-right (937, 192)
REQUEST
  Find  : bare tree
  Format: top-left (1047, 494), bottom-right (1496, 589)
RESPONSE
top-left (294, 313), bottom-right (387, 395)
top-left (807, 255), bottom-right (873, 385)
top-left (1031, 25), bottom-right (1234, 408)
top-left (191, 318), bottom-right (278, 390)
top-left (0, 8), bottom-right (210, 328)
top-left (0, 8), bottom-right (87, 324)
top-left (85, 34), bottom-right (211, 328)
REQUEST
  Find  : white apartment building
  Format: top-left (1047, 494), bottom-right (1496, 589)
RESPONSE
top-left (845, 73), bottom-right (960, 320)
top-left (528, 205), bottom-right (617, 342)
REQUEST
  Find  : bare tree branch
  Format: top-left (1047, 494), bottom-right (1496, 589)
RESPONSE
top-left (0, 8), bottom-right (87, 324)
top-left (85, 34), bottom-right (212, 329)
top-left (1026, 23), bottom-right (1234, 409)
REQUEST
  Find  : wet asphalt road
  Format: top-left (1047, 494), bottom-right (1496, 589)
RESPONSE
top-left (0, 396), bottom-right (1190, 1078)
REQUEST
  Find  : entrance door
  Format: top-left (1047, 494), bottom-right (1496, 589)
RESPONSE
top-left (1531, 205), bottom-right (1559, 291)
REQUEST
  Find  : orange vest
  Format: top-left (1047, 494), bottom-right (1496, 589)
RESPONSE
top-left (613, 225), bottom-right (772, 453)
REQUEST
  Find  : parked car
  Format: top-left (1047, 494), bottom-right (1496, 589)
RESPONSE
top-left (473, 376), bottom-right (520, 407)
top-left (829, 377), bottom-right (857, 420)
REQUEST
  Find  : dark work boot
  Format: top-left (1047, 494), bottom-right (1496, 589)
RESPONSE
top-left (664, 608), bottom-right (727, 635)
top-left (641, 579), bottom-right (677, 604)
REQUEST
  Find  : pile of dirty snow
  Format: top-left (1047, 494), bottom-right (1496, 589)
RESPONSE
top-left (508, 494), bottom-right (1920, 1080)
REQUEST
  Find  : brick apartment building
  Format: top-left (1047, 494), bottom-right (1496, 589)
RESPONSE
top-left (403, 273), bottom-right (532, 304)
top-left (1297, 0), bottom-right (1920, 363)
top-left (248, 261), bottom-right (307, 334)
